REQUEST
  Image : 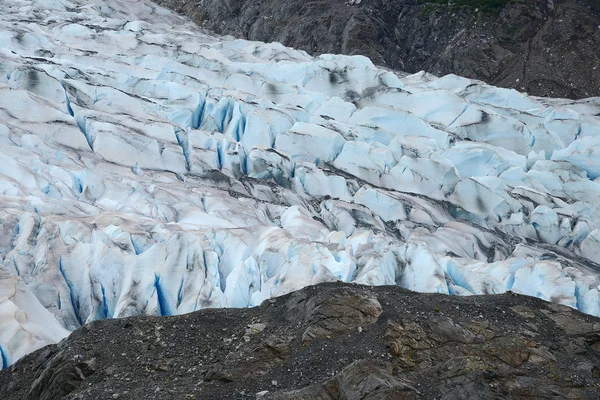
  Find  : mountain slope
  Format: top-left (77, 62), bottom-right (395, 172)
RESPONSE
top-left (153, 0), bottom-right (600, 99)
top-left (2, 283), bottom-right (600, 399)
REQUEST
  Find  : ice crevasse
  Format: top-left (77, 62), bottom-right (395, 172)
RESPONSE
top-left (1, 0), bottom-right (600, 367)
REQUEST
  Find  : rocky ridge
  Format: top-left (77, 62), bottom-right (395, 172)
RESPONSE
top-left (2, 282), bottom-right (600, 399)
top-left (153, 0), bottom-right (600, 99)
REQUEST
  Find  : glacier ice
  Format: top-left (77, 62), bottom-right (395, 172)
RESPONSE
top-left (1, 0), bottom-right (600, 368)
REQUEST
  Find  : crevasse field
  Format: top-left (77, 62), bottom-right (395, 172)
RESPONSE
top-left (1, 0), bottom-right (600, 367)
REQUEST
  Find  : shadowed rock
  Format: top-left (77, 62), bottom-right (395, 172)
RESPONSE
top-left (152, 0), bottom-right (600, 99)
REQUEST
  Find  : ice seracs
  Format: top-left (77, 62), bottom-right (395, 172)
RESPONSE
top-left (1, 0), bottom-right (600, 368)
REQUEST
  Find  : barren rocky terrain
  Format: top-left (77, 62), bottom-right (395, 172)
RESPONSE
top-left (153, 0), bottom-right (600, 99)
top-left (2, 283), bottom-right (600, 399)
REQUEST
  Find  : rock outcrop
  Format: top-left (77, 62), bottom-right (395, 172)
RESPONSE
top-left (152, 0), bottom-right (600, 99)
top-left (2, 282), bottom-right (600, 399)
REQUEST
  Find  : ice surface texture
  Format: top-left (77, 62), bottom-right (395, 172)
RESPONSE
top-left (1, 0), bottom-right (600, 368)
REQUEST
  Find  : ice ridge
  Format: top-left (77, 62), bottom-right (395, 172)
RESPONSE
top-left (1, 0), bottom-right (600, 367)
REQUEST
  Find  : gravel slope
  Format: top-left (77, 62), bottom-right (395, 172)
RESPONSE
top-left (2, 282), bottom-right (600, 399)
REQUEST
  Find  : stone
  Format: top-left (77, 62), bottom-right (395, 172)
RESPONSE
top-left (154, 0), bottom-right (600, 99)
top-left (3, 283), bottom-right (600, 399)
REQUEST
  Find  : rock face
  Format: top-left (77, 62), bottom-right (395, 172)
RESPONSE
top-left (2, 283), bottom-right (600, 399)
top-left (152, 0), bottom-right (600, 99)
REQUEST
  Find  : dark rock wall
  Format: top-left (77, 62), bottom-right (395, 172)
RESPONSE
top-left (153, 0), bottom-right (600, 99)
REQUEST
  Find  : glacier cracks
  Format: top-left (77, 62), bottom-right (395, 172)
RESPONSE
top-left (1, 0), bottom-right (600, 367)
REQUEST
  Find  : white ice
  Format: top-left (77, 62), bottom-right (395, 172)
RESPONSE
top-left (1, 0), bottom-right (600, 368)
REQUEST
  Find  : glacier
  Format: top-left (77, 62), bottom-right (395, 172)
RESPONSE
top-left (1, 0), bottom-right (600, 368)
